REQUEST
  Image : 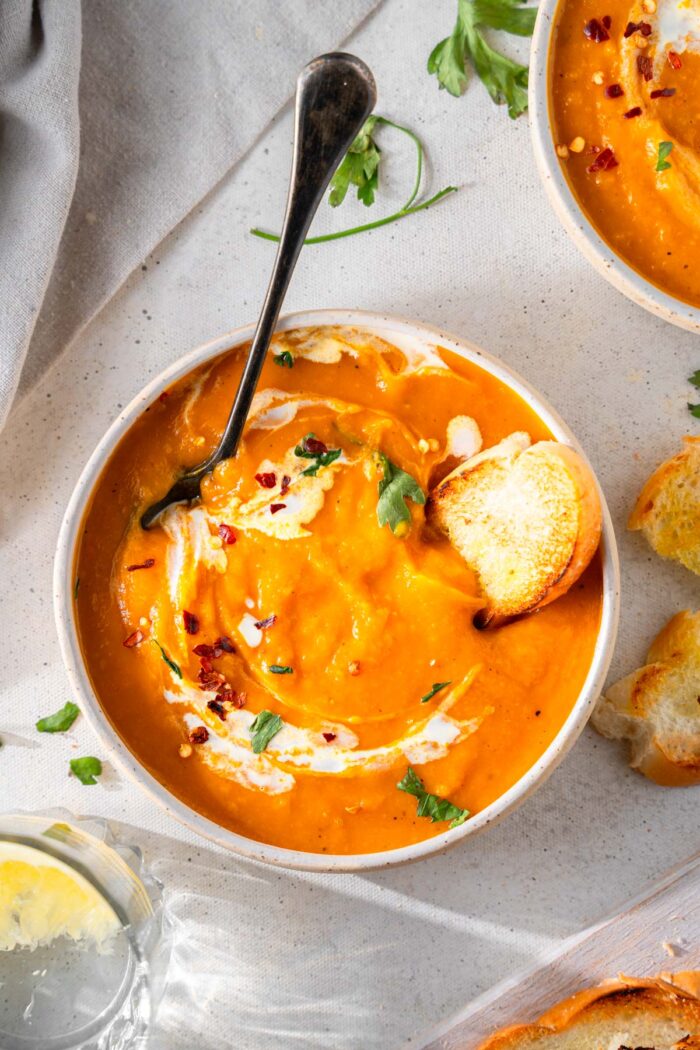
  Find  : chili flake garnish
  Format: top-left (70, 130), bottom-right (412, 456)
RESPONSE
top-left (604, 83), bottom-right (623, 98)
top-left (123, 629), bottom-right (144, 648)
top-left (126, 558), bottom-right (155, 572)
top-left (583, 18), bottom-right (610, 42)
top-left (254, 472), bottom-right (277, 489)
top-left (207, 699), bottom-right (227, 720)
top-left (254, 614), bottom-right (277, 630)
top-left (668, 51), bottom-right (682, 70)
top-left (183, 610), bottom-right (200, 635)
top-left (637, 54), bottom-right (654, 81)
top-left (623, 20), bottom-right (651, 37)
top-left (218, 523), bottom-right (237, 545)
top-left (322, 732), bottom-right (337, 743)
top-left (214, 636), bottom-right (235, 653)
top-left (587, 147), bottom-right (619, 172)
top-left (193, 643), bottom-right (214, 658)
top-left (189, 726), bottom-right (209, 744)
top-left (270, 503), bottom-right (286, 514)
top-left (624, 106), bottom-right (643, 118)
top-left (601, 14), bottom-right (611, 29)
top-left (650, 87), bottom-right (676, 99)
top-left (158, 391), bottom-right (170, 404)
top-left (220, 689), bottom-right (246, 708)
top-left (280, 474), bottom-right (291, 494)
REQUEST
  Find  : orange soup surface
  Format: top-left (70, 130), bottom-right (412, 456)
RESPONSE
top-left (75, 326), bottom-right (602, 855)
top-left (551, 0), bottom-right (700, 307)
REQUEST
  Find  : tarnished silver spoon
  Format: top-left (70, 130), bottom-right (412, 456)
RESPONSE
top-left (141, 53), bottom-right (376, 529)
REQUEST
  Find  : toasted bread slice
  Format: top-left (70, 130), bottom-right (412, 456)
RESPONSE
top-left (426, 433), bottom-right (602, 625)
top-left (592, 610), bottom-right (700, 786)
top-left (478, 975), bottom-right (700, 1049)
top-left (629, 436), bottom-right (700, 576)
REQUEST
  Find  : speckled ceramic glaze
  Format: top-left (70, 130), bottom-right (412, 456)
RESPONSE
top-left (529, 1), bottom-right (700, 333)
top-left (54, 310), bottom-right (620, 873)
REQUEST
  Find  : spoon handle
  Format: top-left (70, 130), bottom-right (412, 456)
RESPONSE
top-left (214, 52), bottom-right (376, 463)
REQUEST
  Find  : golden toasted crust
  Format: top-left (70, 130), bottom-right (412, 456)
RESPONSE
top-left (425, 434), bottom-right (602, 624)
top-left (477, 975), bottom-right (700, 1049)
top-left (592, 610), bottom-right (700, 786)
top-left (629, 436), bottom-right (700, 577)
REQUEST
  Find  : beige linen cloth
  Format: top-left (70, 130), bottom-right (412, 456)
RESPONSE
top-left (0, 0), bottom-right (381, 431)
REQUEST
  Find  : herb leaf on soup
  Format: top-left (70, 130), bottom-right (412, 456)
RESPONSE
top-left (294, 433), bottom-right (342, 477)
top-left (428, 0), bottom-right (537, 118)
top-left (36, 702), bottom-right (80, 733)
top-left (154, 640), bottom-right (182, 679)
top-left (656, 141), bottom-right (673, 172)
top-left (70, 756), bottom-right (103, 785)
top-left (269, 664), bottom-right (293, 675)
top-left (273, 350), bottom-right (294, 369)
top-left (397, 766), bottom-right (469, 828)
top-left (249, 710), bottom-right (284, 753)
top-left (376, 454), bottom-right (426, 534)
top-left (420, 682), bottom-right (452, 704)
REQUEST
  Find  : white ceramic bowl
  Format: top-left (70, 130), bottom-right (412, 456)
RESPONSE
top-left (529, 1), bottom-right (700, 333)
top-left (54, 310), bottom-right (620, 872)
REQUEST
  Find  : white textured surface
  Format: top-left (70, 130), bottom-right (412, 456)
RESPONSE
top-left (0, 1), bottom-right (698, 1048)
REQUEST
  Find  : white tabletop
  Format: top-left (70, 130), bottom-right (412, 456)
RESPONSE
top-left (1, 2), bottom-right (698, 1047)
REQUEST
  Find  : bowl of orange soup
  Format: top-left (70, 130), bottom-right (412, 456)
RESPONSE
top-left (531, 0), bottom-right (700, 331)
top-left (54, 311), bottom-right (619, 871)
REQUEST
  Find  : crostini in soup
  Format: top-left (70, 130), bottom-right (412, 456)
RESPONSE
top-left (551, 0), bottom-right (700, 308)
top-left (74, 326), bottom-right (603, 855)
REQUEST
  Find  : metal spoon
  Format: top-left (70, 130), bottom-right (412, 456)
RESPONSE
top-left (141, 53), bottom-right (376, 529)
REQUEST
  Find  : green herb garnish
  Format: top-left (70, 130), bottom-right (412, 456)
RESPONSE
top-left (70, 756), bottom-right (103, 785)
top-left (269, 664), bottom-right (293, 675)
top-left (249, 710), bottom-right (284, 753)
top-left (154, 640), bottom-right (182, 679)
top-left (251, 115), bottom-right (457, 245)
top-left (273, 350), bottom-right (294, 369)
top-left (689, 371), bottom-right (700, 417)
top-left (376, 453), bottom-right (426, 534)
top-left (397, 767), bottom-right (469, 828)
top-left (420, 682), bottom-right (452, 704)
top-left (294, 433), bottom-right (342, 476)
top-left (656, 141), bottom-right (673, 172)
top-left (36, 702), bottom-right (80, 733)
top-left (428, 0), bottom-right (537, 118)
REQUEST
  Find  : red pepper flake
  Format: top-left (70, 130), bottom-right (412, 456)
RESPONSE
top-left (189, 726), bottom-right (209, 744)
top-left (587, 144), bottom-right (602, 154)
top-left (198, 667), bottom-right (225, 689)
top-left (193, 643), bottom-right (214, 658)
top-left (604, 83), bottom-right (624, 98)
top-left (322, 732), bottom-right (337, 743)
top-left (199, 656), bottom-right (214, 673)
top-left (623, 106), bottom-right (643, 118)
top-left (254, 614), bottom-right (277, 630)
top-left (668, 51), bottom-right (682, 70)
top-left (218, 523), bottom-right (237, 545)
top-left (650, 87), bottom-right (676, 99)
top-left (126, 558), bottom-right (155, 572)
top-left (623, 20), bottom-right (651, 37)
top-left (183, 610), bottom-right (199, 635)
top-left (637, 54), bottom-right (654, 81)
top-left (301, 436), bottom-right (328, 455)
top-left (601, 14), bottom-right (611, 28)
top-left (158, 391), bottom-right (170, 404)
top-left (583, 18), bottom-right (610, 42)
top-left (280, 474), bottom-right (291, 494)
top-left (214, 636), bottom-right (235, 653)
top-left (254, 472), bottom-right (277, 489)
top-left (587, 146), bottom-right (619, 172)
top-left (207, 699), bottom-right (227, 720)
top-left (123, 629), bottom-right (144, 648)
top-left (219, 689), bottom-right (246, 709)
top-left (270, 503), bottom-right (286, 514)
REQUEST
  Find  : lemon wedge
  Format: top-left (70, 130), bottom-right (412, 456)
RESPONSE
top-left (0, 841), bottom-right (120, 952)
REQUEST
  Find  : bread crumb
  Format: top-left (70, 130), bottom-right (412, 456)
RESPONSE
top-left (663, 940), bottom-right (680, 956)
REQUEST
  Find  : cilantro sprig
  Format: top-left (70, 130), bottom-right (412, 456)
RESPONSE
top-left (70, 756), bottom-right (103, 786)
top-left (154, 640), bottom-right (182, 679)
top-left (249, 710), bottom-right (284, 753)
top-left (689, 369), bottom-right (700, 418)
top-left (420, 682), bottom-right (452, 704)
top-left (656, 141), bottom-right (673, 172)
top-left (36, 702), bottom-right (80, 733)
top-left (428, 0), bottom-right (537, 119)
top-left (397, 767), bottom-right (469, 828)
top-left (376, 453), bottom-right (426, 535)
top-left (251, 115), bottom-right (456, 245)
top-left (273, 350), bottom-right (294, 369)
top-left (294, 433), bottom-right (342, 476)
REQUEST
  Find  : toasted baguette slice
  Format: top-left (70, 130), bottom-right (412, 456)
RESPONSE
top-left (478, 975), bottom-right (700, 1049)
top-left (592, 610), bottom-right (700, 786)
top-left (426, 433), bottom-right (602, 625)
top-left (629, 436), bottom-right (700, 576)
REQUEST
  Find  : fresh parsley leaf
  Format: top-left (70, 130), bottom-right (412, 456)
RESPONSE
top-left (689, 370), bottom-right (700, 389)
top-left (154, 640), bottom-right (182, 679)
top-left (273, 350), bottom-right (294, 369)
top-left (428, 0), bottom-right (536, 118)
top-left (397, 766), bottom-right (469, 828)
top-left (294, 433), bottom-right (342, 476)
top-left (329, 115), bottom-right (381, 208)
top-left (689, 403), bottom-right (700, 418)
top-left (70, 756), bottom-right (103, 785)
top-left (269, 664), bottom-right (293, 675)
top-left (656, 141), bottom-right (673, 172)
top-left (376, 453), bottom-right (426, 534)
top-left (301, 449), bottom-right (342, 477)
top-left (36, 702), bottom-right (80, 733)
top-left (249, 710), bottom-right (284, 753)
top-left (420, 682), bottom-right (452, 704)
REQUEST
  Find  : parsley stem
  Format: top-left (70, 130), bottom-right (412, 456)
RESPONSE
top-left (250, 186), bottom-right (457, 246)
top-left (372, 116), bottom-right (424, 211)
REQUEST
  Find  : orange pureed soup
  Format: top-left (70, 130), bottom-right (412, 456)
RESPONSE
top-left (75, 326), bottom-right (602, 855)
top-left (550, 0), bottom-right (700, 307)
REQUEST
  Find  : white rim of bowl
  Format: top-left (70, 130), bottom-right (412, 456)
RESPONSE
top-left (54, 309), bottom-right (620, 873)
top-left (529, 1), bottom-right (700, 333)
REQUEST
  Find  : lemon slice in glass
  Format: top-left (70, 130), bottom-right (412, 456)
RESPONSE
top-left (0, 840), bottom-right (120, 952)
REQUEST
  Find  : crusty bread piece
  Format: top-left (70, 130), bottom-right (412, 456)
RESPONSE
top-left (478, 975), bottom-right (700, 1049)
top-left (629, 436), bottom-right (700, 576)
top-left (426, 433), bottom-right (602, 626)
top-left (592, 610), bottom-right (700, 786)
